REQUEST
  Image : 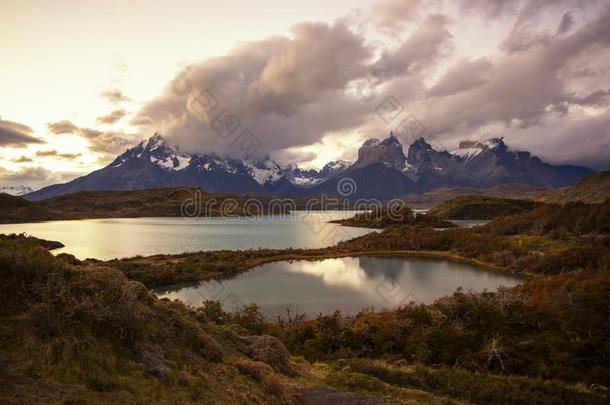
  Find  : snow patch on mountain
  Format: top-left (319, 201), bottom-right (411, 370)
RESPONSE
top-left (245, 161), bottom-right (283, 185)
top-left (150, 153), bottom-right (191, 171)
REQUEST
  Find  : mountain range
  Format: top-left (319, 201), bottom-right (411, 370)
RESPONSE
top-left (24, 133), bottom-right (594, 201)
top-left (0, 186), bottom-right (34, 196)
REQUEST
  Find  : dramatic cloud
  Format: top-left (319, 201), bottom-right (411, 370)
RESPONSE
top-left (557, 11), bottom-right (576, 35)
top-left (86, 131), bottom-right (134, 155)
top-left (35, 150), bottom-right (81, 159)
top-left (406, 7), bottom-right (610, 141)
top-left (100, 88), bottom-right (130, 104)
top-left (96, 109), bottom-right (127, 125)
top-left (427, 58), bottom-right (493, 97)
top-left (0, 166), bottom-right (79, 189)
top-left (10, 156), bottom-right (33, 163)
top-left (368, 0), bottom-right (422, 31)
top-left (457, 0), bottom-right (520, 19)
top-left (0, 118), bottom-right (44, 147)
top-left (372, 14), bottom-right (453, 80)
top-left (500, 25), bottom-right (551, 53)
top-left (46, 119), bottom-right (135, 155)
top-left (136, 20), bottom-right (373, 158)
top-left (131, 0), bottom-right (609, 169)
top-left (47, 120), bottom-right (79, 134)
top-left (0, 166), bottom-right (53, 182)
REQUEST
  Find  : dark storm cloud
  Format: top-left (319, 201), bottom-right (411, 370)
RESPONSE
top-left (0, 119), bottom-right (44, 147)
top-left (96, 109), bottom-right (127, 125)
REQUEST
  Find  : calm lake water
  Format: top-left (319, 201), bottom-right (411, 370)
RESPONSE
top-left (156, 256), bottom-right (523, 316)
top-left (0, 212), bottom-right (374, 260)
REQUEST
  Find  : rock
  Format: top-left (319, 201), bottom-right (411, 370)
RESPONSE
top-left (177, 371), bottom-right (190, 386)
top-left (138, 344), bottom-right (170, 379)
top-left (590, 383), bottom-right (608, 393)
top-left (515, 339), bottom-right (535, 349)
top-left (243, 335), bottom-right (292, 375)
top-left (392, 359), bottom-right (408, 368)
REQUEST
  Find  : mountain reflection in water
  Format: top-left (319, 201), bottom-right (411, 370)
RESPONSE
top-left (156, 256), bottom-right (523, 316)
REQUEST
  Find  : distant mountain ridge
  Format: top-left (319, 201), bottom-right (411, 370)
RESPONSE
top-left (25, 133), bottom-right (594, 201)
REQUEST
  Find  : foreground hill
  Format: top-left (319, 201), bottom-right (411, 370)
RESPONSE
top-left (537, 171), bottom-right (610, 204)
top-left (429, 196), bottom-right (536, 220)
top-left (26, 133), bottom-right (593, 201)
top-left (0, 235), bottom-right (471, 404)
top-left (104, 201), bottom-right (610, 404)
top-left (2, 200), bottom-right (609, 403)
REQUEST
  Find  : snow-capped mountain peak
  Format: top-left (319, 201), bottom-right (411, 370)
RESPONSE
top-left (450, 138), bottom-right (510, 162)
top-left (244, 158), bottom-right (283, 185)
top-left (25, 132), bottom-right (594, 201)
top-left (0, 185), bottom-right (34, 196)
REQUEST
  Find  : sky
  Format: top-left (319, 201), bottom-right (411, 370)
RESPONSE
top-left (1, 0), bottom-right (609, 189)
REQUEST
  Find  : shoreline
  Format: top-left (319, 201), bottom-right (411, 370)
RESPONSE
top-left (118, 247), bottom-right (531, 290)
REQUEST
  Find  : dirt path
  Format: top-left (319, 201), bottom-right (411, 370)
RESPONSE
top-left (298, 387), bottom-right (390, 404)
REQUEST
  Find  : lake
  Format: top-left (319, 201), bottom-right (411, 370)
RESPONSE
top-left (156, 256), bottom-right (523, 316)
top-left (0, 212), bottom-right (374, 260)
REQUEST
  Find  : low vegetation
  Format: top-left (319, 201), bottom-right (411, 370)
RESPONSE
top-left (2, 197), bottom-right (609, 403)
top-left (330, 206), bottom-right (455, 229)
top-left (399, 183), bottom-right (544, 208)
top-left (0, 235), bottom-right (305, 403)
top-left (428, 195), bottom-right (536, 220)
top-left (537, 171), bottom-right (610, 204)
top-left (0, 194), bottom-right (65, 223)
top-left (0, 187), bottom-right (297, 223)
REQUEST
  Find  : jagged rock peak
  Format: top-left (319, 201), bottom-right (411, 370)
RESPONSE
top-left (355, 133), bottom-right (407, 169)
top-left (410, 137), bottom-right (433, 150)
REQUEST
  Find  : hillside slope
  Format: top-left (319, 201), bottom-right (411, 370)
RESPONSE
top-left (537, 171), bottom-right (610, 204)
top-left (0, 193), bottom-right (65, 223)
top-left (429, 196), bottom-right (536, 220)
top-left (399, 184), bottom-right (543, 208)
top-left (1, 187), bottom-right (293, 223)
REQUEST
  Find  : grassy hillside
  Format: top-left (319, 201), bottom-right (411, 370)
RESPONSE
top-left (330, 206), bottom-right (455, 229)
top-left (0, 194), bottom-right (65, 223)
top-left (99, 200), bottom-right (610, 404)
top-left (400, 184), bottom-right (544, 208)
top-left (2, 200), bottom-right (609, 403)
top-left (0, 235), bottom-right (463, 404)
top-left (1, 187), bottom-right (294, 223)
top-left (537, 171), bottom-right (610, 204)
top-left (428, 196), bottom-right (536, 220)
top-left (0, 234), bottom-right (300, 403)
